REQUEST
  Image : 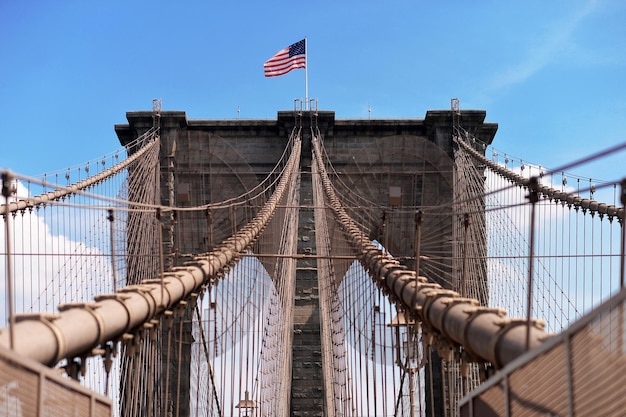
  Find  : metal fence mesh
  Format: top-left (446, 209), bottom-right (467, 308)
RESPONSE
top-left (459, 287), bottom-right (626, 417)
top-left (0, 346), bottom-right (111, 417)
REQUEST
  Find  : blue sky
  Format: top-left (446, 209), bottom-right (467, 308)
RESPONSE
top-left (1, 0), bottom-right (625, 186)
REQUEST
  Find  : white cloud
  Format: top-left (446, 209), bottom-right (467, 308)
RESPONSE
top-left (1, 181), bottom-right (112, 326)
top-left (483, 158), bottom-right (622, 333)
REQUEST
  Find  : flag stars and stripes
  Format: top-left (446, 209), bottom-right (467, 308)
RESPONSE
top-left (264, 39), bottom-right (306, 77)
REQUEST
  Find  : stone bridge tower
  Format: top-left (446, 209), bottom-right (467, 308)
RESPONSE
top-left (115, 107), bottom-right (497, 416)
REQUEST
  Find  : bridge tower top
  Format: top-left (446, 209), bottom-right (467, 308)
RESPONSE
top-left (115, 108), bottom-right (497, 155)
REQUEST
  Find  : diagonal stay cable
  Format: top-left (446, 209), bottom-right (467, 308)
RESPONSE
top-left (0, 135), bottom-right (302, 367)
top-left (311, 131), bottom-right (548, 369)
top-left (456, 130), bottom-right (625, 220)
top-left (1, 129), bottom-right (159, 215)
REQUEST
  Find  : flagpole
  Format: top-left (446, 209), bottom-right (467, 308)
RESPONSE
top-left (305, 37), bottom-right (309, 111)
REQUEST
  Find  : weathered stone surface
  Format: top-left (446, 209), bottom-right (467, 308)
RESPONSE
top-left (116, 108), bottom-right (497, 416)
top-left (290, 128), bottom-right (325, 415)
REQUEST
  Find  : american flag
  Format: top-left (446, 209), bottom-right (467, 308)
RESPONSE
top-left (264, 39), bottom-right (306, 77)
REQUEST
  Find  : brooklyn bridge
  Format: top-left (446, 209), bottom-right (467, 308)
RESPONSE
top-left (1, 100), bottom-right (625, 416)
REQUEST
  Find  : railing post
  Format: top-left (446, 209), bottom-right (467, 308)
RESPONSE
top-left (618, 178), bottom-right (626, 289)
top-left (1, 170), bottom-right (16, 350)
top-left (525, 177), bottom-right (540, 350)
top-left (157, 207), bottom-right (165, 307)
top-left (461, 213), bottom-right (470, 298)
top-left (107, 209), bottom-right (117, 292)
top-left (414, 210), bottom-right (422, 276)
top-left (206, 207), bottom-right (213, 252)
top-left (414, 210), bottom-right (423, 315)
top-left (381, 210), bottom-right (388, 255)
